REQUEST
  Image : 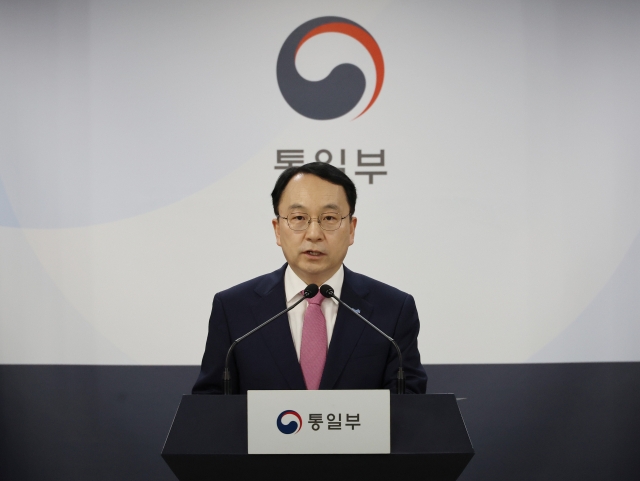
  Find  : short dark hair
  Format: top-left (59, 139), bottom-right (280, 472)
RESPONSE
top-left (271, 162), bottom-right (357, 216)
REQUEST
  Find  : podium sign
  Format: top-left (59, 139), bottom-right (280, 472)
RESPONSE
top-left (247, 390), bottom-right (390, 454)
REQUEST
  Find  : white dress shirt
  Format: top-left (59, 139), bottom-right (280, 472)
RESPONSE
top-left (284, 265), bottom-right (344, 361)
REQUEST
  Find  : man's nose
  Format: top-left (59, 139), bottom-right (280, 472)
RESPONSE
top-left (305, 218), bottom-right (324, 239)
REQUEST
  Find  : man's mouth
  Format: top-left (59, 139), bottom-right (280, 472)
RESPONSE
top-left (303, 250), bottom-right (324, 257)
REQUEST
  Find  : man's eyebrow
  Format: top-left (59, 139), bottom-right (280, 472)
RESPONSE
top-left (287, 203), bottom-right (341, 211)
top-left (322, 204), bottom-right (340, 211)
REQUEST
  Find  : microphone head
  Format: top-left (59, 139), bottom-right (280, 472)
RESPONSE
top-left (303, 284), bottom-right (319, 298)
top-left (320, 284), bottom-right (334, 298)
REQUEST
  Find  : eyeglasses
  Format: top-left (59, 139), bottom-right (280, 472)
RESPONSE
top-left (278, 212), bottom-right (349, 231)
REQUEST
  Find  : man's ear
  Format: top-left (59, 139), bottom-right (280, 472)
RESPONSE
top-left (349, 216), bottom-right (357, 246)
top-left (272, 218), bottom-right (282, 246)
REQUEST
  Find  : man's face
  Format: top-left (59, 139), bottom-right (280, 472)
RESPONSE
top-left (272, 173), bottom-right (357, 286)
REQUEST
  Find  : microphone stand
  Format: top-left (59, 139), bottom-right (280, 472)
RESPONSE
top-left (223, 286), bottom-right (317, 395)
top-left (321, 286), bottom-right (405, 394)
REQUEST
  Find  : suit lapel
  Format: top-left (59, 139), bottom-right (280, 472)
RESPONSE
top-left (250, 265), bottom-right (306, 390)
top-left (319, 267), bottom-right (372, 390)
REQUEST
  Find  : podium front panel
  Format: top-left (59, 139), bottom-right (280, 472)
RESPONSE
top-left (162, 393), bottom-right (474, 481)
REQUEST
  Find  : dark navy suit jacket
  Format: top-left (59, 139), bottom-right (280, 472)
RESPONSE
top-left (192, 264), bottom-right (427, 394)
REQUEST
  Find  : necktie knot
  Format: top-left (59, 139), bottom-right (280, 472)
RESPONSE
top-left (307, 291), bottom-right (325, 306)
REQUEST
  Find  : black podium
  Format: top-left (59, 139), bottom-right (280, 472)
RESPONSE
top-left (162, 394), bottom-right (474, 481)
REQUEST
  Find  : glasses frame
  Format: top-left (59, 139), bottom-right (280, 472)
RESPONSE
top-left (278, 212), bottom-right (350, 232)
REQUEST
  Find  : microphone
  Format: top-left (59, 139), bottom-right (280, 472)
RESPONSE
top-left (320, 284), bottom-right (405, 394)
top-left (223, 283), bottom-right (319, 395)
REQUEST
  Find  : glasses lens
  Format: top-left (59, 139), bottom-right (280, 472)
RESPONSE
top-left (320, 213), bottom-right (342, 231)
top-left (287, 213), bottom-right (309, 231)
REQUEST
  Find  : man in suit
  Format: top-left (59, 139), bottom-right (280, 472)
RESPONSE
top-left (193, 162), bottom-right (427, 394)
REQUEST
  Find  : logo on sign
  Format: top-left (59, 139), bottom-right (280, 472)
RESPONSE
top-left (276, 410), bottom-right (302, 434)
top-left (276, 16), bottom-right (385, 120)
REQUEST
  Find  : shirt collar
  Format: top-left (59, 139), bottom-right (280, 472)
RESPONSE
top-left (284, 264), bottom-right (344, 305)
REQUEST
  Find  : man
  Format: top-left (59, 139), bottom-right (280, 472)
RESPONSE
top-left (193, 162), bottom-right (427, 394)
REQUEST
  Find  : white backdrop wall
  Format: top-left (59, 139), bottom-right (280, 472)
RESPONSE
top-left (1, 0), bottom-right (639, 365)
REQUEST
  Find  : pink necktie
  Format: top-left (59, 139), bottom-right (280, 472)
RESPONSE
top-left (300, 291), bottom-right (327, 390)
